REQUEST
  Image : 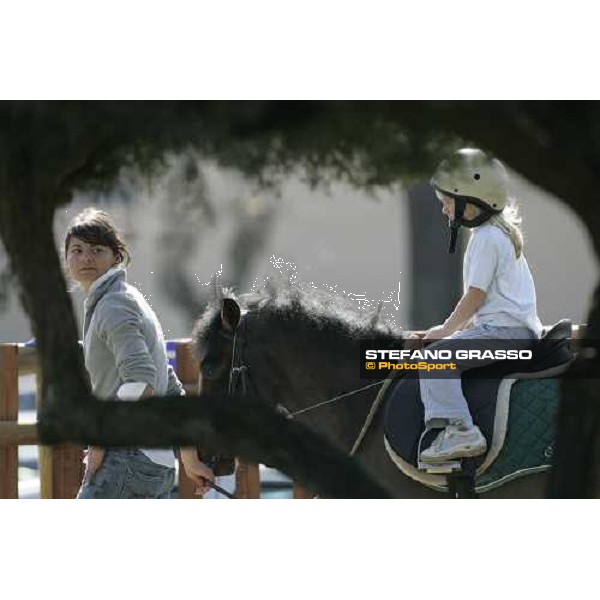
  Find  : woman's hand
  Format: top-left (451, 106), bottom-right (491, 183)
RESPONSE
top-left (180, 447), bottom-right (215, 496)
top-left (82, 446), bottom-right (105, 484)
top-left (423, 324), bottom-right (452, 341)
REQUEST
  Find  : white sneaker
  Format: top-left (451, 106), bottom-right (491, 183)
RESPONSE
top-left (420, 424), bottom-right (487, 463)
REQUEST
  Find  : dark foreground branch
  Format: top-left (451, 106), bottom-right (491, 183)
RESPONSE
top-left (38, 393), bottom-right (391, 499)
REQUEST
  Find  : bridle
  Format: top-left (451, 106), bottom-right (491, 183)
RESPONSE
top-left (227, 311), bottom-right (386, 458)
top-left (199, 310), bottom-right (385, 500)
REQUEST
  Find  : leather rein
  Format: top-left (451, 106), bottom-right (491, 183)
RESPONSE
top-left (227, 312), bottom-right (385, 459)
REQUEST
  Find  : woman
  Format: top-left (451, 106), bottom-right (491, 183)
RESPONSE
top-left (65, 207), bottom-right (215, 498)
top-left (415, 148), bottom-right (543, 465)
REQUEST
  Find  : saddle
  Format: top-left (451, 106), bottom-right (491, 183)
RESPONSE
top-left (382, 320), bottom-right (574, 493)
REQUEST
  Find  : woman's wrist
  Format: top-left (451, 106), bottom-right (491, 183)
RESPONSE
top-left (179, 447), bottom-right (200, 464)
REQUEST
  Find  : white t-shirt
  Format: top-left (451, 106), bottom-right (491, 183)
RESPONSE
top-left (463, 223), bottom-right (543, 338)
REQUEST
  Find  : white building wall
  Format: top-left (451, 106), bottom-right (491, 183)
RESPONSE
top-left (0, 165), bottom-right (597, 343)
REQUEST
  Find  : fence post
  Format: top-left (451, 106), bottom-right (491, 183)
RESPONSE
top-left (34, 358), bottom-right (83, 499)
top-left (293, 483), bottom-right (314, 499)
top-left (235, 462), bottom-right (261, 498)
top-left (174, 340), bottom-right (202, 499)
top-left (0, 345), bottom-right (19, 499)
top-left (39, 445), bottom-right (84, 499)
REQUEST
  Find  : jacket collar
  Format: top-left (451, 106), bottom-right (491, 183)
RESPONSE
top-left (84, 267), bottom-right (127, 314)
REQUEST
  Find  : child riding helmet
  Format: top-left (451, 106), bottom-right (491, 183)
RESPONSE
top-left (431, 148), bottom-right (509, 253)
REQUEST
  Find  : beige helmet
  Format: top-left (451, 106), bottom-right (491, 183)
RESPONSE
top-left (431, 148), bottom-right (509, 212)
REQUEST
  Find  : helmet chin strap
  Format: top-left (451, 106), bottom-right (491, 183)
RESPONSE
top-left (447, 197), bottom-right (496, 254)
top-left (448, 202), bottom-right (463, 254)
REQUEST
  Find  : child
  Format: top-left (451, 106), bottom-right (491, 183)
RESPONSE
top-left (417, 148), bottom-right (543, 464)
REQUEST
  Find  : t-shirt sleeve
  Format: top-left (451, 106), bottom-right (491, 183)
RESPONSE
top-left (465, 229), bottom-right (499, 292)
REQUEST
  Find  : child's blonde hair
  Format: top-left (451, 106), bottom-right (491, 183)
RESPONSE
top-left (487, 200), bottom-right (523, 259)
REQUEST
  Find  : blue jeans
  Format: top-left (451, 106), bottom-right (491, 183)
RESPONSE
top-left (418, 325), bottom-right (536, 428)
top-left (77, 449), bottom-right (175, 499)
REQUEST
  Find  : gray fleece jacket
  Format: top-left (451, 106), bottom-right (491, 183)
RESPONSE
top-left (83, 267), bottom-right (183, 466)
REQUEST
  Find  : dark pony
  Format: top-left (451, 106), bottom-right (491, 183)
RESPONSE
top-left (193, 287), bottom-right (549, 498)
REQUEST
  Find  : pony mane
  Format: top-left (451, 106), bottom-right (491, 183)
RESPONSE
top-left (193, 283), bottom-right (403, 354)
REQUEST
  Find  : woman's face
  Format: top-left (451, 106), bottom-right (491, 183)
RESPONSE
top-left (66, 237), bottom-right (119, 291)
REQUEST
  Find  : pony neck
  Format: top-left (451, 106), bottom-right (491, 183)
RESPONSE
top-left (250, 315), bottom-right (377, 452)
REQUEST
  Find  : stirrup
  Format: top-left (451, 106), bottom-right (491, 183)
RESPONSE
top-left (417, 427), bottom-right (462, 474)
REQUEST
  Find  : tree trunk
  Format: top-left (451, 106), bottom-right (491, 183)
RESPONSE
top-left (0, 189), bottom-right (89, 410)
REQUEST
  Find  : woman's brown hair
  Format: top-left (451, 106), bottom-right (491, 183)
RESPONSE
top-left (64, 208), bottom-right (131, 265)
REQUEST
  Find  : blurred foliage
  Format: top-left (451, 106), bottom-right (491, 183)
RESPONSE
top-left (3, 100), bottom-right (600, 212)
top-left (3, 100), bottom-right (599, 221)
top-left (0, 101), bottom-right (462, 206)
top-left (0, 264), bottom-right (14, 311)
top-left (192, 101), bottom-right (464, 188)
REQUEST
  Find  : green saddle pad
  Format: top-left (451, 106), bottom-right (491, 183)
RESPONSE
top-left (476, 378), bottom-right (559, 492)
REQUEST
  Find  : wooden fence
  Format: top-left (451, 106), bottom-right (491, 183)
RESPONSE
top-left (0, 341), bottom-right (311, 499)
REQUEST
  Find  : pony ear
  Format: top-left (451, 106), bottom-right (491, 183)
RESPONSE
top-left (221, 298), bottom-right (241, 332)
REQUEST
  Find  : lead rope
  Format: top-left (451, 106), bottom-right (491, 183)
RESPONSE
top-left (206, 480), bottom-right (237, 500)
top-left (287, 381), bottom-right (384, 418)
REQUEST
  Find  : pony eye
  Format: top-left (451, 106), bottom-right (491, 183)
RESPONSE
top-left (201, 360), bottom-right (219, 378)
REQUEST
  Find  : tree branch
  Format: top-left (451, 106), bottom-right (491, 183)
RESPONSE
top-left (38, 393), bottom-right (391, 499)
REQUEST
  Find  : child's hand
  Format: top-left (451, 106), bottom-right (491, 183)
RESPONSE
top-left (406, 331), bottom-right (426, 350)
top-left (423, 324), bottom-right (452, 341)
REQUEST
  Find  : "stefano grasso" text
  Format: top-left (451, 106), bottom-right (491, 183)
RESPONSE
top-left (364, 349), bottom-right (533, 361)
